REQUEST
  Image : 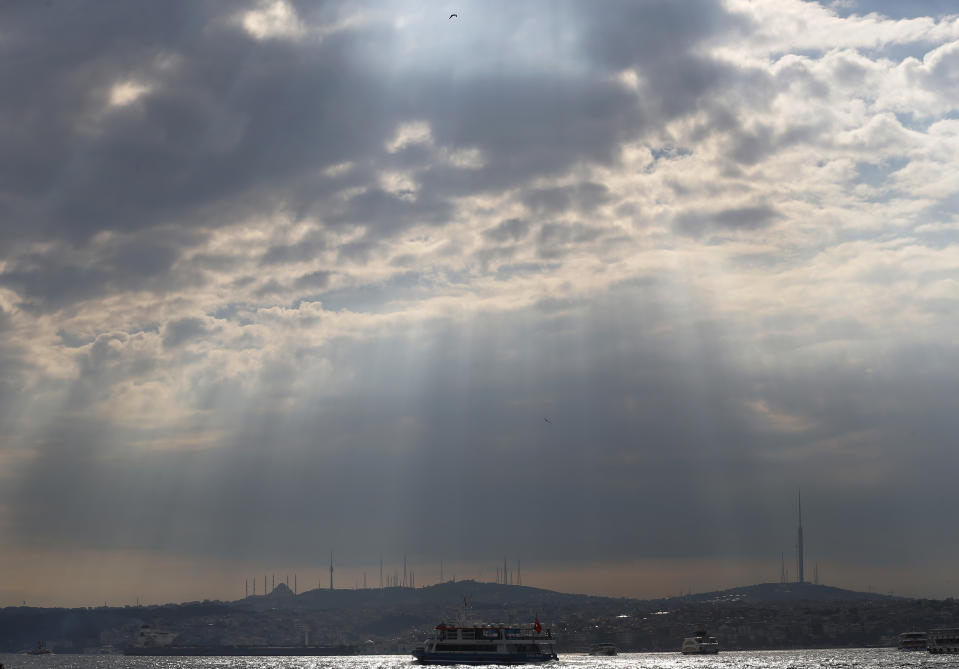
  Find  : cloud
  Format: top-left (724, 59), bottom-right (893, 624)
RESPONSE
top-left (163, 317), bottom-right (212, 348)
top-left (675, 204), bottom-right (783, 237)
top-left (2, 0), bottom-right (959, 603)
top-left (482, 218), bottom-right (530, 244)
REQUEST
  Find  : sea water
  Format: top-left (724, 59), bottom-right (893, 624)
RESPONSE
top-left (0, 650), bottom-right (955, 669)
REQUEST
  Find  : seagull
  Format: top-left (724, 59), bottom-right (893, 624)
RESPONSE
top-left (449, 13), bottom-right (458, 19)
top-left (544, 417), bottom-right (551, 424)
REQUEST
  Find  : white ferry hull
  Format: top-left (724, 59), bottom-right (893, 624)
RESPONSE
top-left (413, 650), bottom-right (558, 665)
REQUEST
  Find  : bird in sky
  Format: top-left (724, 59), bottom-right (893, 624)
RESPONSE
top-left (449, 13), bottom-right (458, 20)
top-left (544, 417), bottom-right (551, 424)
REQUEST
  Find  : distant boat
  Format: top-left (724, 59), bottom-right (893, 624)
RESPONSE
top-left (928, 628), bottom-right (959, 654)
top-left (588, 643), bottom-right (617, 656)
top-left (681, 629), bottom-right (718, 654)
top-left (28, 641), bottom-right (52, 655)
top-left (898, 631), bottom-right (927, 651)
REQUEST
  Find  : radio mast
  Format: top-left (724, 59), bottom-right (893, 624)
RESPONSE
top-left (796, 490), bottom-right (805, 583)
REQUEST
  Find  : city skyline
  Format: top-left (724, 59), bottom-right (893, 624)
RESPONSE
top-left (2, 0), bottom-right (959, 608)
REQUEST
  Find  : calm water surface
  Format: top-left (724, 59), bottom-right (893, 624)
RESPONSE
top-left (0, 651), bottom-right (954, 669)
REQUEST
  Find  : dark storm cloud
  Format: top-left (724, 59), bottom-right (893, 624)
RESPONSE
top-left (294, 270), bottom-right (333, 290)
top-left (326, 188), bottom-right (454, 232)
top-left (725, 121), bottom-right (826, 167)
top-left (536, 222), bottom-right (606, 259)
top-left (575, 0), bottom-right (757, 120)
top-left (0, 0), bottom-right (762, 309)
top-left (675, 204), bottom-right (782, 237)
top-left (482, 219), bottom-right (530, 244)
top-left (260, 232), bottom-right (328, 266)
top-left (162, 316), bottom-right (211, 348)
top-left (0, 1), bottom-right (244, 244)
top-left (522, 183), bottom-right (610, 216)
top-left (0, 2), bottom-right (391, 249)
top-left (0, 236), bottom-right (196, 312)
top-left (408, 76), bottom-right (644, 197)
top-left (831, 1), bottom-right (956, 19)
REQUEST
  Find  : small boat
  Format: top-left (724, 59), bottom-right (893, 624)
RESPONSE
top-left (588, 643), bottom-right (618, 656)
top-left (413, 619), bottom-right (558, 665)
top-left (681, 629), bottom-right (718, 655)
top-left (28, 641), bottom-right (52, 655)
top-left (928, 628), bottom-right (959, 654)
top-left (898, 631), bottom-right (927, 651)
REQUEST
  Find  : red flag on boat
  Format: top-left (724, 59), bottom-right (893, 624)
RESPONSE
top-left (535, 616), bottom-right (542, 634)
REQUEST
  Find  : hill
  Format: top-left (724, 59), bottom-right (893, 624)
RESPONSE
top-left (0, 580), bottom-right (931, 653)
top-left (236, 579), bottom-right (625, 612)
top-left (667, 581), bottom-right (896, 604)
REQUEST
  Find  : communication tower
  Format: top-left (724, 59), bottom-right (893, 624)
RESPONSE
top-left (796, 490), bottom-right (805, 583)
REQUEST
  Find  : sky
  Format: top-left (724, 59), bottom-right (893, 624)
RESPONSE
top-left (1, 0), bottom-right (959, 608)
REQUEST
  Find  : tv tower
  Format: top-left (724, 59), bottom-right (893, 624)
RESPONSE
top-left (796, 490), bottom-right (805, 583)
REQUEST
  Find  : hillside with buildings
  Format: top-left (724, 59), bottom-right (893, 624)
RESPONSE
top-left (1, 580), bottom-right (956, 654)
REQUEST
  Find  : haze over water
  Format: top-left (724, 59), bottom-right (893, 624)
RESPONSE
top-left (1, 650), bottom-right (954, 669)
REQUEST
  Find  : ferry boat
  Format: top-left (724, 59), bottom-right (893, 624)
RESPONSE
top-left (898, 631), bottom-right (927, 651)
top-left (927, 628), bottom-right (959, 654)
top-left (588, 643), bottom-right (618, 656)
top-left (413, 620), bottom-right (558, 665)
top-left (681, 629), bottom-right (719, 654)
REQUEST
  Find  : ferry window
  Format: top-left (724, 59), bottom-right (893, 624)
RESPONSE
top-left (436, 643), bottom-right (485, 652)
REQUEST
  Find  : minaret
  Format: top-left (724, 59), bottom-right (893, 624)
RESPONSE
top-left (329, 552), bottom-right (334, 591)
top-left (796, 490), bottom-right (805, 583)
